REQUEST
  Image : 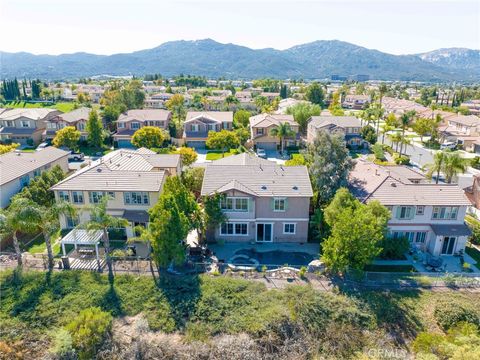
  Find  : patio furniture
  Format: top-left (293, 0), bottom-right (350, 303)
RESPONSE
top-left (426, 255), bottom-right (444, 270)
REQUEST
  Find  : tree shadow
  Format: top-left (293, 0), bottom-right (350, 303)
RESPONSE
top-left (155, 269), bottom-right (202, 331)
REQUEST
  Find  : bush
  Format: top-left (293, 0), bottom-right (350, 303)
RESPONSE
top-left (50, 328), bottom-right (74, 357)
top-left (434, 298), bottom-right (480, 330)
top-left (372, 143), bottom-right (386, 161)
top-left (379, 237), bottom-right (409, 260)
top-left (382, 144), bottom-right (394, 155)
top-left (394, 154), bottom-right (410, 165)
top-left (66, 307), bottom-right (112, 360)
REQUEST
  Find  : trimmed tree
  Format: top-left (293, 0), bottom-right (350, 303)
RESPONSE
top-left (205, 129), bottom-right (240, 157)
top-left (53, 126), bottom-right (81, 151)
top-left (176, 147), bottom-right (198, 166)
top-left (270, 122), bottom-right (295, 153)
top-left (286, 102), bottom-right (321, 134)
top-left (131, 126), bottom-right (169, 149)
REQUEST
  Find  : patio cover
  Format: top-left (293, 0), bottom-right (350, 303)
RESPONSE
top-left (61, 229), bottom-right (104, 245)
top-left (123, 210), bottom-right (149, 223)
top-left (430, 224), bottom-right (471, 237)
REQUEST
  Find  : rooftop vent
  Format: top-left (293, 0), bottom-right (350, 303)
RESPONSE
top-left (261, 185), bottom-right (267, 190)
top-left (292, 186), bottom-right (298, 190)
top-left (390, 182), bottom-right (396, 187)
top-left (96, 168), bottom-right (102, 173)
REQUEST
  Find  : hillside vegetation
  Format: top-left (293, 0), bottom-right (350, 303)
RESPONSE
top-left (0, 270), bottom-right (479, 359)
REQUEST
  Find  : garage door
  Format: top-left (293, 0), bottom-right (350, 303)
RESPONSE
top-left (256, 142), bottom-right (277, 151)
top-left (187, 141), bottom-right (206, 150)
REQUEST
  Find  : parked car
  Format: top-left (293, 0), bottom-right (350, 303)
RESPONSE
top-left (36, 142), bottom-right (50, 151)
top-left (256, 148), bottom-right (267, 159)
top-left (68, 151), bottom-right (85, 162)
top-left (440, 141), bottom-right (456, 150)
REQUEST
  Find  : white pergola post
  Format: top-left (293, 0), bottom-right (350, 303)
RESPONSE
top-left (62, 242), bottom-right (66, 256)
top-left (95, 243), bottom-right (99, 262)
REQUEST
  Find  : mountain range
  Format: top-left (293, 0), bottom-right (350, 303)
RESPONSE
top-left (0, 39), bottom-right (478, 82)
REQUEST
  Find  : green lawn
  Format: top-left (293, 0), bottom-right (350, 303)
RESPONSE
top-left (24, 231), bottom-right (62, 255)
top-left (465, 245), bottom-right (480, 265)
top-left (364, 264), bottom-right (417, 273)
top-left (4, 101), bottom-right (77, 113)
top-left (206, 149), bottom-right (238, 160)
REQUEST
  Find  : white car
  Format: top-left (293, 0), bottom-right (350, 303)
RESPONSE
top-left (36, 142), bottom-right (49, 151)
top-left (256, 148), bottom-right (267, 159)
top-left (440, 142), bottom-right (456, 150)
top-left (68, 151), bottom-right (85, 162)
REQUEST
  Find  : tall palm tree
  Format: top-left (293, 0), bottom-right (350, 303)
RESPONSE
top-left (33, 201), bottom-right (76, 270)
top-left (85, 197), bottom-right (129, 277)
top-left (424, 151), bottom-right (445, 184)
top-left (388, 132), bottom-right (403, 152)
top-left (443, 151), bottom-right (467, 183)
top-left (380, 123), bottom-right (394, 144)
top-left (0, 198), bottom-right (41, 267)
top-left (270, 122), bottom-right (295, 154)
top-left (399, 113), bottom-right (410, 156)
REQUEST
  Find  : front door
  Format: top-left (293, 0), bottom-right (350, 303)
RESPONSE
top-left (441, 236), bottom-right (456, 255)
top-left (256, 223), bottom-right (273, 242)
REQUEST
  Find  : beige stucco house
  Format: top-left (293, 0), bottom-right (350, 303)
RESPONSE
top-left (249, 113), bottom-right (299, 151)
top-left (0, 147), bottom-right (69, 208)
top-left (0, 108), bottom-right (61, 145)
top-left (51, 148), bottom-right (181, 238)
top-left (113, 109), bottom-right (172, 148)
top-left (201, 153), bottom-right (313, 243)
top-left (349, 159), bottom-right (471, 256)
top-left (183, 111), bottom-right (233, 148)
top-left (44, 107), bottom-right (96, 142)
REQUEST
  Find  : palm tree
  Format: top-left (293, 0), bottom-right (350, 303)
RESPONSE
top-left (388, 132), bottom-right (403, 152)
top-left (85, 197), bottom-right (129, 277)
top-left (443, 151), bottom-right (467, 183)
top-left (399, 113), bottom-right (410, 155)
top-left (33, 201), bottom-right (76, 270)
top-left (270, 122), bottom-right (295, 154)
top-left (380, 123), bottom-right (394, 144)
top-left (0, 198), bottom-right (41, 267)
top-left (424, 151), bottom-right (445, 184)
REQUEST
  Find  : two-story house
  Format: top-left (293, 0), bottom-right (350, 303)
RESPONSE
top-left (51, 148), bottom-right (181, 238)
top-left (0, 147), bottom-right (69, 208)
top-left (349, 159), bottom-right (471, 256)
top-left (183, 111), bottom-right (233, 148)
top-left (0, 108), bottom-right (61, 145)
top-left (307, 115), bottom-right (364, 147)
top-left (201, 153), bottom-right (313, 243)
top-left (113, 109), bottom-right (172, 148)
top-left (44, 107), bottom-right (96, 142)
top-left (439, 115), bottom-right (480, 151)
top-left (249, 113), bottom-right (299, 151)
top-left (342, 94), bottom-right (370, 110)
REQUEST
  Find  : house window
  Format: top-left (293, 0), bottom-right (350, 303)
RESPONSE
top-left (117, 122), bottom-right (125, 129)
top-left (59, 191), bottom-right (70, 202)
top-left (124, 192), bottom-right (149, 205)
top-left (432, 206), bottom-right (459, 220)
top-left (72, 191), bottom-right (84, 204)
top-left (78, 123), bottom-right (85, 131)
top-left (416, 206), bottom-right (425, 215)
top-left (415, 232), bottom-right (426, 243)
top-left (222, 121), bottom-right (229, 129)
top-left (108, 192), bottom-right (115, 199)
top-left (65, 215), bottom-right (78, 229)
top-left (131, 122), bottom-right (140, 130)
top-left (220, 222), bottom-right (248, 236)
top-left (256, 128), bottom-right (264, 135)
top-left (283, 223), bottom-right (296, 234)
top-left (207, 124), bottom-right (216, 131)
top-left (6, 120), bottom-right (14, 127)
top-left (220, 197), bottom-right (248, 212)
top-left (19, 175), bottom-right (30, 188)
top-left (397, 206), bottom-right (414, 219)
top-left (273, 198), bottom-right (286, 212)
top-left (191, 124), bottom-right (199, 132)
top-left (21, 121), bottom-right (29, 128)
top-left (33, 169), bottom-right (41, 177)
top-left (89, 191), bottom-right (105, 204)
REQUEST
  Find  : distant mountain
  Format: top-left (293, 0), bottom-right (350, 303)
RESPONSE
top-left (0, 39), bottom-right (477, 81)
top-left (417, 48), bottom-right (480, 73)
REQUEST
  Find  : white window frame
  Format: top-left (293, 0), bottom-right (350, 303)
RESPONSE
top-left (130, 122), bottom-right (141, 130)
top-left (273, 198), bottom-right (286, 212)
top-left (220, 222), bottom-right (249, 236)
top-left (124, 191), bottom-right (149, 205)
top-left (398, 206), bottom-right (413, 219)
top-left (432, 206), bottom-right (459, 220)
top-left (21, 120), bottom-right (30, 128)
top-left (72, 191), bottom-right (84, 204)
top-left (416, 206), bottom-right (425, 215)
top-left (220, 197), bottom-right (249, 212)
top-left (283, 223), bottom-right (296, 234)
top-left (191, 124), bottom-right (199, 132)
top-left (117, 122), bottom-right (125, 129)
top-left (89, 191), bottom-right (105, 204)
top-left (58, 191), bottom-right (70, 202)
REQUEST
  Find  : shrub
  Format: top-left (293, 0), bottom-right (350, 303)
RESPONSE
top-left (434, 298), bottom-right (480, 330)
top-left (379, 237), bottom-right (409, 260)
top-left (65, 307), bottom-right (112, 360)
top-left (394, 154), bottom-right (410, 165)
top-left (382, 144), bottom-right (394, 155)
top-left (372, 143), bottom-right (386, 161)
top-left (50, 328), bottom-right (74, 357)
top-left (299, 266), bottom-right (307, 278)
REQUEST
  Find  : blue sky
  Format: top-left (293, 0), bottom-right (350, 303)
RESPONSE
top-left (1, 0), bottom-right (478, 55)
